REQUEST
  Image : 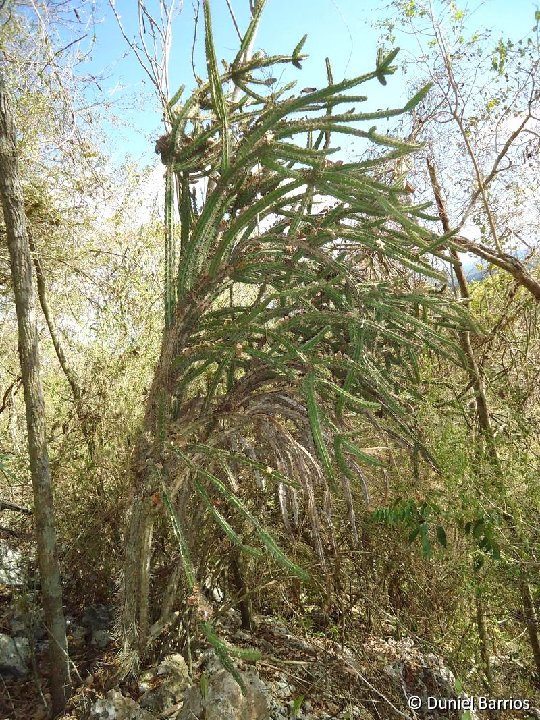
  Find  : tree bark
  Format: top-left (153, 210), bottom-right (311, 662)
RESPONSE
top-left (120, 266), bottom-right (226, 669)
top-left (0, 499), bottom-right (32, 514)
top-left (230, 548), bottom-right (253, 631)
top-left (474, 582), bottom-right (499, 720)
top-left (475, 583), bottom-right (495, 695)
top-left (519, 581), bottom-right (540, 688)
top-left (0, 70), bottom-right (70, 715)
top-left (451, 234), bottom-right (540, 302)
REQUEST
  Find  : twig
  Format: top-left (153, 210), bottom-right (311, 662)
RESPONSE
top-left (191, 0), bottom-right (201, 83)
top-left (0, 673), bottom-right (16, 717)
top-left (339, 659), bottom-right (413, 720)
top-left (0, 376), bottom-right (21, 415)
top-left (0, 499), bottom-right (32, 515)
top-left (224, 0), bottom-right (242, 41)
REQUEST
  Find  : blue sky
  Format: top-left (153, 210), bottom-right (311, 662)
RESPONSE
top-left (73, 0), bottom-right (539, 166)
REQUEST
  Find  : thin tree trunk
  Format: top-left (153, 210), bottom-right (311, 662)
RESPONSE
top-left (520, 581), bottom-right (540, 688)
top-left (230, 548), bottom-right (253, 631)
top-left (121, 492), bottom-right (153, 667)
top-left (29, 233), bottom-right (82, 405)
top-left (28, 233), bottom-right (95, 457)
top-left (427, 156), bottom-right (540, 687)
top-left (120, 263), bottom-right (227, 668)
top-left (427, 158), bottom-right (495, 455)
top-left (475, 583), bottom-right (494, 694)
top-left (474, 582), bottom-right (498, 720)
top-left (0, 70), bottom-right (70, 715)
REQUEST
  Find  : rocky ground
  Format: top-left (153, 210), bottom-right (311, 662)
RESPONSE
top-left (2, 575), bottom-right (522, 720)
top-left (1, 542), bottom-right (539, 720)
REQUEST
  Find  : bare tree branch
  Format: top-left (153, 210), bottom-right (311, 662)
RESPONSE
top-left (0, 499), bottom-right (32, 515)
top-left (451, 234), bottom-right (540, 302)
top-left (0, 376), bottom-right (21, 415)
top-left (108, 0), bottom-right (180, 124)
top-left (224, 0), bottom-right (242, 41)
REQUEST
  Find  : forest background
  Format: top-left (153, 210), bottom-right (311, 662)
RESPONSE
top-left (1, 0), bottom-right (540, 717)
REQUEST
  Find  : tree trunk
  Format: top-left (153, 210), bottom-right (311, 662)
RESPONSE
top-left (120, 493), bottom-right (154, 667)
top-left (474, 583), bottom-right (494, 694)
top-left (519, 574), bottom-right (540, 688)
top-left (28, 233), bottom-right (95, 457)
top-left (230, 548), bottom-right (253, 631)
top-left (0, 70), bottom-right (70, 715)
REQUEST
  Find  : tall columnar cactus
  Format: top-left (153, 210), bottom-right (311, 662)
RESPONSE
top-left (121, 0), bottom-right (469, 671)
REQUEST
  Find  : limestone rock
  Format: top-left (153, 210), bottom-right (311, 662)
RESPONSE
top-left (82, 605), bottom-right (113, 648)
top-left (386, 652), bottom-right (478, 720)
top-left (0, 633), bottom-right (30, 677)
top-left (178, 668), bottom-right (269, 720)
top-left (0, 543), bottom-right (25, 585)
top-left (92, 628), bottom-right (113, 649)
top-left (89, 690), bottom-right (155, 720)
top-left (139, 653), bottom-right (189, 713)
top-left (9, 611), bottom-right (46, 641)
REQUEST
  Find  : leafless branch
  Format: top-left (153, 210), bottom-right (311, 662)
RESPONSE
top-left (433, 23), bottom-right (502, 253)
top-left (191, 0), bottom-right (201, 82)
top-left (0, 376), bottom-right (21, 415)
top-left (0, 499), bottom-right (32, 515)
top-left (224, 0), bottom-right (242, 41)
top-left (108, 0), bottom-right (180, 122)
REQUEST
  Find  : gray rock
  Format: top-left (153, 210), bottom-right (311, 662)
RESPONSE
top-left (10, 612), bottom-right (47, 642)
top-left (69, 625), bottom-right (87, 644)
top-left (387, 652), bottom-right (478, 720)
top-left (89, 689), bottom-right (155, 720)
top-left (139, 653), bottom-right (189, 713)
top-left (92, 629), bottom-right (112, 649)
top-left (178, 686), bottom-right (203, 718)
top-left (0, 633), bottom-right (30, 677)
top-left (8, 616), bottom-right (26, 636)
top-left (0, 543), bottom-right (25, 585)
top-left (82, 605), bottom-right (113, 648)
top-left (82, 605), bottom-right (113, 631)
top-left (178, 668), bottom-right (269, 720)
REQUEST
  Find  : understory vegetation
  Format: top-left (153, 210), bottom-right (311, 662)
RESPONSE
top-left (1, 0), bottom-right (539, 716)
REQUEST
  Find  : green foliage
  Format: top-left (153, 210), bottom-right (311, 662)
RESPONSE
top-left (162, 484), bottom-right (197, 590)
top-left (0, 453), bottom-right (15, 481)
top-left (372, 497), bottom-right (448, 558)
top-left (150, 2), bottom-right (474, 632)
top-left (200, 621), bottom-right (261, 692)
top-left (290, 694), bottom-right (305, 718)
top-left (304, 371), bottom-right (334, 484)
top-left (203, 1), bottom-right (230, 173)
top-left (172, 446), bottom-right (309, 580)
top-left (2, 0), bottom-right (536, 703)
top-left (462, 516), bottom-right (501, 563)
top-left (201, 621), bottom-right (246, 690)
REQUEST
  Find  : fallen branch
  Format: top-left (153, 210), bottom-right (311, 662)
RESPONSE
top-left (0, 499), bottom-right (32, 515)
top-left (0, 525), bottom-right (31, 539)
